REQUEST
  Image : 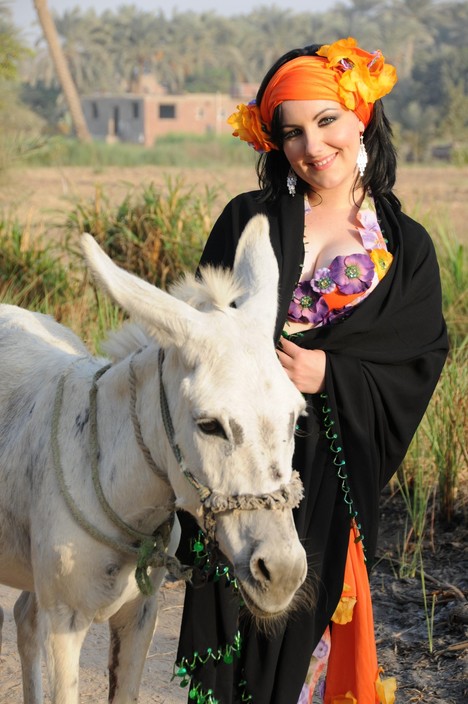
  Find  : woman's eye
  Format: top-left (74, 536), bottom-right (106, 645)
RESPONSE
top-left (283, 128), bottom-right (301, 141)
top-left (196, 419), bottom-right (227, 439)
top-left (319, 115), bottom-right (336, 127)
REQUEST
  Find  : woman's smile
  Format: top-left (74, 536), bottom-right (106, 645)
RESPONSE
top-left (310, 153), bottom-right (337, 170)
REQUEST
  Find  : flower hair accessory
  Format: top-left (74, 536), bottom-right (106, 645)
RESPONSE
top-left (227, 100), bottom-right (276, 153)
top-left (316, 37), bottom-right (397, 113)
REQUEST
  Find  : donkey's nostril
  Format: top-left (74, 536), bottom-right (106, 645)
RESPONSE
top-left (254, 557), bottom-right (271, 583)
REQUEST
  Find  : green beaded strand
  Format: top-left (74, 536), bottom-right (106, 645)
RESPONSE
top-left (319, 392), bottom-right (367, 560)
top-left (191, 531), bottom-right (239, 590)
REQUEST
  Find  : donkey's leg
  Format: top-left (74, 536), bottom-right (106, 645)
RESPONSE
top-left (107, 519), bottom-right (181, 703)
top-left (14, 591), bottom-right (43, 704)
top-left (0, 603), bottom-right (3, 653)
top-left (107, 569), bottom-right (166, 704)
top-left (40, 604), bottom-right (91, 704)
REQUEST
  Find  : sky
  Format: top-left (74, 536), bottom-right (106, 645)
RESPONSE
top-left (11, 0), bottom-right (342, 42)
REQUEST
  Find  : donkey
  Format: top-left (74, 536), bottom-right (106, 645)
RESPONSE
top-left (0, 214), bottom-right (308, 704)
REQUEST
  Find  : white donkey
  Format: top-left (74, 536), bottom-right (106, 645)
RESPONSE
top-left (0, 215), bottom-right (308, 704)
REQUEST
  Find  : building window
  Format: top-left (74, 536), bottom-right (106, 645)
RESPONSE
top-left (91, 102), bottom-right (98, 119)
top-left (132, 101), bottom-right (139, 119)
top-left (159, 104), bottom-right (176, 119)
top-left (195, 107), bottom-right (204, 120)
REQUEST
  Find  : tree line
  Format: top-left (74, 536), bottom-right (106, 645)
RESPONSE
top-left (3, 0), bottom-right (468, 162)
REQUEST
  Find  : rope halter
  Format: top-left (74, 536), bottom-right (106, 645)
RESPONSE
top-left (52, 363), bottom-right (191, 597)
top-left (157, 349), bottom-right (304, 544)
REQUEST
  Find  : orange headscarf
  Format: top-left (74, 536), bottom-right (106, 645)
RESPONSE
top-left (260, 55), bottom-right (373, 128)
top-left (227, 37), bottom-right (397, 152)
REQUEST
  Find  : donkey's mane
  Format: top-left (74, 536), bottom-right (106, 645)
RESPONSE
top-left (102, 265), bottom-right (244, 362)
top-left (170, 266), bottom-right (244, 311)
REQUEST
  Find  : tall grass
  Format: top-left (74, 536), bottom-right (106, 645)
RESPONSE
top-left (65, 175), bottom-right (217, 290)
top-left (402, 215), bottom-right (467, 512)
top-left (420, 343), bottom-right (467, 523)
top-left (0, 215), bottom-right (71, 312)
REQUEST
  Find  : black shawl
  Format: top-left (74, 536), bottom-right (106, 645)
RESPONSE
top-left (176, 190), bottom-right (448, 704)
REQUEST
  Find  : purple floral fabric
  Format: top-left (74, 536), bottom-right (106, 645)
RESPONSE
top-left (287, 195), bottom-right (392, 328)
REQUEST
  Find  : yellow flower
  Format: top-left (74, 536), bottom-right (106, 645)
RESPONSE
top-left (227, 102), bottom-right (276, 153)
top-left (331, 582), bottom-right (357, 625)
top-left (369, 249), bottom-right (393, 280)
top-left (317, 37), bottom-right (397, 107)
top-left (376, 672), bottom-right (397, 704)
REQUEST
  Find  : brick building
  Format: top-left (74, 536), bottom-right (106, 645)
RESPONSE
top-left (81, 84), bottom-right (256, 146)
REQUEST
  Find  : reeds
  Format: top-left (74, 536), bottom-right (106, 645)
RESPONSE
top-left (0, 215), bottom-right (71, 312)
top-left (65, 175), bottom-right (217, 290)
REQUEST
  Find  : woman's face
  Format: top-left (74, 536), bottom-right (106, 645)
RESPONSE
top-left (280, 99), bottom-right (364, 197)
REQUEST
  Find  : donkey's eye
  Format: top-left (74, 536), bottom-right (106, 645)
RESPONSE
top-left (196, 419), bottom-right (227, 439)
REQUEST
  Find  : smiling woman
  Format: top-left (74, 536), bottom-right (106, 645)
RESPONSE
top-left (175, 36), bottom-right (448, 704)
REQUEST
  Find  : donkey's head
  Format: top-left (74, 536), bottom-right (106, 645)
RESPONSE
top-left (81, 215), bottom-right (308, 618)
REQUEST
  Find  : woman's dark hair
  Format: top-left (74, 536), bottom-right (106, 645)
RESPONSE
top-left (255, 44), bottom-right (400, 208)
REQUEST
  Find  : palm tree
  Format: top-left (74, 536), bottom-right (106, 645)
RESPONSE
top-left (55, 8), bottom-right (117, 93)
top-left (32, 0), bottom-right (91, 142)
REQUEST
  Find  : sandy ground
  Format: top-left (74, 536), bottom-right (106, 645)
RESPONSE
top-left (0, 581), bottom-right (187, 704)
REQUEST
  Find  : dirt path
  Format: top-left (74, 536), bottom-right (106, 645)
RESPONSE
top-left (0, 581), bottom-right (187, 703)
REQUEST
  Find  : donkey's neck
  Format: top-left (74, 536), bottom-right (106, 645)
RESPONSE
top-left (87, 348), bottom-right (175, 535)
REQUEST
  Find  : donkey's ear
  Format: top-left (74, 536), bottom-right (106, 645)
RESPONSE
top-left (232, 215), bottom-right (279, 335)
top-left (80, 233), bottom-right (205, 348)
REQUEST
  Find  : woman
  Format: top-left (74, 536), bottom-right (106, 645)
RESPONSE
top-left (175, 38), bottom-right (448, 704)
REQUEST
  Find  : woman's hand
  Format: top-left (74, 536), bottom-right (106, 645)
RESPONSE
top-left (276, 336), bottom-right (326, 394)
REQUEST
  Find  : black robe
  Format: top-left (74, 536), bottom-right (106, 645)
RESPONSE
top-left (176, 190), bottom-right (448, 704)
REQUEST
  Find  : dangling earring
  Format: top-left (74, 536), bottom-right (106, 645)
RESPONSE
top-left (287, 168), bottom-right (297, 196)
top-left (357, 133), bottom-right (368, 178)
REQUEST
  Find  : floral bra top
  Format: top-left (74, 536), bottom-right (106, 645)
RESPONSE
top-left (287, 194), bottom-right (393, 328)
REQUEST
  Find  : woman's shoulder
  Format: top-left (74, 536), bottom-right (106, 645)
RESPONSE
top-left (222, 189), bottom-right (267, 215)
top-left (380, 196), bottom-right (436, 260)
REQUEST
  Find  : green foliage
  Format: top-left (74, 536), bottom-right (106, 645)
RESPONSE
top-left (24, 134), bottom-right (256, 169)
top-left (415, 213), bottom-right (467, 348)
top-left (0, 4), bottom-right (44, 171)
top-left (395, 452), bottom-right (434, 578)
top-left (421, 343), bottom-right (467, 523)
top-left (0, 216), bottom-right (71, 311)
top-left (65, 176), bottom-right (216, 289)
top-left (0, 5), bottom-right (31, 85)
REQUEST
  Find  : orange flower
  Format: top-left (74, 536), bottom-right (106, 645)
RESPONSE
top-left (317, 37), bottom-right (397, 107)
top-left (227, 102), bottom-right (276, 153)
top-left (369, 249), bottom-right (393, 280)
